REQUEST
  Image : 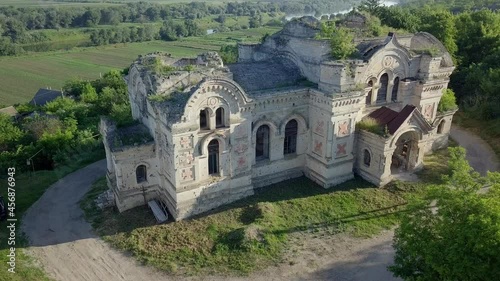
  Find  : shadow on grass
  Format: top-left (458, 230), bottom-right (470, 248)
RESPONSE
top-left (187, 176), bottom-right (376, 223)
top-left (269, 202), bottom-right (408, 236)
top-left (88, 176), bottom-right (376, 238)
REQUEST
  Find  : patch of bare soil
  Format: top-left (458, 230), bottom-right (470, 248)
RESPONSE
top-left (194, 229), bottom-right (399, 281)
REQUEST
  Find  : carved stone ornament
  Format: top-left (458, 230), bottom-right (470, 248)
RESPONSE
top-left (383, 56), bottom-right (394, 68)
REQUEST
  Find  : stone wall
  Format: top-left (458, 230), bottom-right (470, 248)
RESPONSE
top-left (238, 23), bottom-right (330, 83)
top-left (103, 22), bottom-right (457, 220)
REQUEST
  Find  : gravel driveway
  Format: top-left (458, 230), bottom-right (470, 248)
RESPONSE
top-left (21, 125), bottom-right (499, 281)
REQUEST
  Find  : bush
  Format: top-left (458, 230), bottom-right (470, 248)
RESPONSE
top-left (110, 103), bottom-right (133, 127)
top-left (438, 89), bottom-right (458, 112)
top-left (265, 19), bottom-right (284, 27)
top-left (219, 44), bottom-right (238, 64)
top-left (317, 22), bottom-right (356, 60)
top-left (356, 117), bottom-right (389, 137)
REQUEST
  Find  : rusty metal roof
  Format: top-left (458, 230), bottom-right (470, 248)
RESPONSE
top-left (368, 105), bottom-right (416, 134)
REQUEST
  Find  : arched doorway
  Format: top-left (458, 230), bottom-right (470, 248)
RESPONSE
top-left (437, 120), bottom-right (445, 134)
top-left (391, 131), bottom-right (420, 173)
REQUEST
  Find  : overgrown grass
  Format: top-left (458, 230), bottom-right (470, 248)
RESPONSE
top-left (0, 149), bottom-right (105, 281)
top-left (80, 146), bottom-right (456, 276)
top-left (83, 177), bottom-right (426, 275)
top-left (356, 117), bottom-right (387, 137)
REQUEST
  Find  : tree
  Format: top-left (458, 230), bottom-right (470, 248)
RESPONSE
top-left (378, 6), bottom-right (421, 33)
top-left (23, 115), bottom-right (64, 140)
top-left (145, 6), bottom-right (160, 21)
top-left (317, 22), bottom-right (356, 60)
top-left (159, 20), bottom-right (177, 41)
top-left (101, 9), bottom-right (121, 25)
top-left (0, 113), bottom-right (24, 151)
top-left (219, 44), bottom-right (238, 64)
top-left (215, 14), bottom-right (226, 24)
top-left (82, 9), bottom-right (101, 27)
top-left (0, 36), bottom-right (21, 56)
top-left (184, 19), bottom-right (202, 36)
top-left (358, 0), bottom-right (382, 16)
top-left (249, 14), bottom-right (261, 28)
top-left (437, 89), bottom-right (457, 112)
top-left (63, 78), bottom-right (87, 97)
top-left (454, 10), bottom-right (500, 67)
top-left (81, 83), bottom-right (98, 103)
top-left (174, 23), bottom-right (188, 37)
top-left (3, 18), bottom-right (26, 43)
top-left (110, 103), bottom-right (133, 127)
top-left (44, 97), bottom-right (80, 118)
top-left (390, 147), bottom-right (500, 281)
top-left (420, 9), bottom-right (458, 56)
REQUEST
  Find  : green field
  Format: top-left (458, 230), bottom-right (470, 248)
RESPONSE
top-left (0, 27), bottom-right (278, 106)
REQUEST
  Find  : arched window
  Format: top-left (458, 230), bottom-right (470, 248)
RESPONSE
top-left (363, 150), bottom-right (371, 167)
top-left (366, 80), bottom-right (373, 105)
top-left (199, 109), bottom-right (209, 130)
top-left (392, 77), bottom-right (399, 102)
top-left (255, 125), bottom-right (270, 161)
top-left (208, 139), bottom-right (219, 175)
top-left (216, 107), bottom-right (225, 128)
top-left (136, 165), bottom-right (147, 183)
top-left (284, 120), bottom-right (298, 155)
top-left (377, 73), bottom-right (389, 103)
top-left (437, 120), bottom-right (445, 134)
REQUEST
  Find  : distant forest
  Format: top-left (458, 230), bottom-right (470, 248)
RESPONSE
top-left (0, 0), bottom-right (364, 55)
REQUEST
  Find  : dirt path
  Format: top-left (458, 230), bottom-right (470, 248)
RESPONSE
top-left (21, 125), bottom-right (499, 281)
top-left (21, 160), bottom-right (171, 281)
top-left (450, 125), bottom-right (500, 175)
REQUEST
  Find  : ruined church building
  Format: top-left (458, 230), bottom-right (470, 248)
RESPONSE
top-left (101, 17), bottom-right (456, 220)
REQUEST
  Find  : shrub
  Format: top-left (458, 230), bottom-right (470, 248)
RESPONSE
top-left (219, 44), bottom-right (238, 64)
top-left (438, 89), bottom-right (458, 112)
top-left (110, 103), bottom-right (133, 127)
top-left (317, 22), bottom-right (356, 60)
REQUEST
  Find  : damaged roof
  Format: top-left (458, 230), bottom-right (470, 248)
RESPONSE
top-left (368, 105), bottom-right (416, 135)
top-left (227, 58), bottom-right (304, 93)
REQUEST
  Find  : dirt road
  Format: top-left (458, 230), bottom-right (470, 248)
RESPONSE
top-left (450, 125), bottom-right (500, 175)
top-left (21, 160), bottom-right (170, 281)
top-left (21, 125), bottom-right (498, 281)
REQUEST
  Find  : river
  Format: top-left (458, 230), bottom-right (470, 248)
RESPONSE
top-left (285, 0), bottom-right (400, 20)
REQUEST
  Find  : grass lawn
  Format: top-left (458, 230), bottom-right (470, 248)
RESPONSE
top-left (0, 27), bottom-right (279, 106)
top-left (0, 149), bottom-right (105, 281)
top-left (81, 148), bottom-right (452, 276)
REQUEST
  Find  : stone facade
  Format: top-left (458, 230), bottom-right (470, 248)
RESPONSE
top-left (101, 17), bottom-right (456, 221)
